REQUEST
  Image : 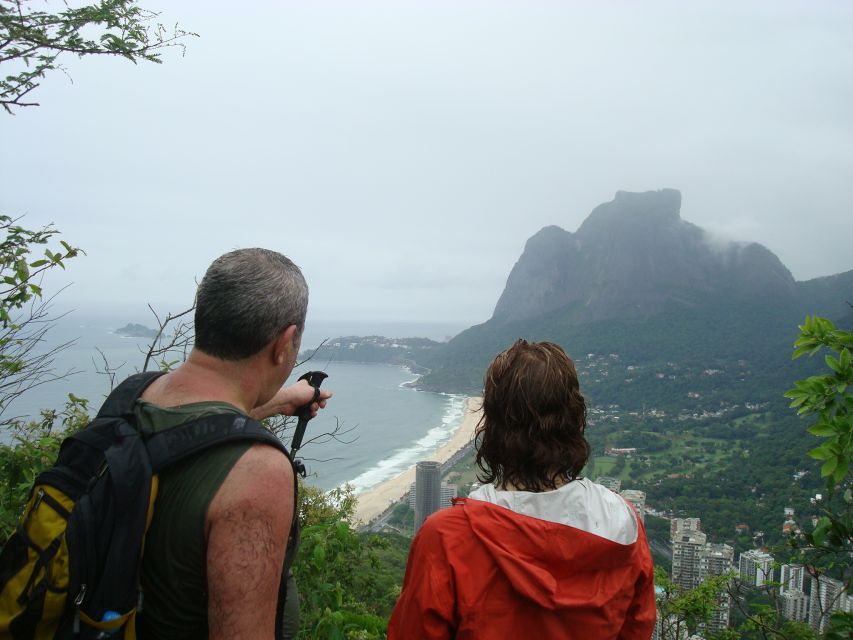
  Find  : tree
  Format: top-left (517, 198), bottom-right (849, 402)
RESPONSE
top-left (1, 0), bottom-right (195, 113)
top-left (0, 216), bottom-right (80, 424)
top-left (294, 483), bottom-right (393, 639)
top-left (654, 567), bottom-right (736, 639)
top-left (784, 315), bottom-right (853, 637)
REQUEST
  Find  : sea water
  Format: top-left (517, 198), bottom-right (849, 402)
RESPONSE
top-left (2, 312), bottom-right (468, 492)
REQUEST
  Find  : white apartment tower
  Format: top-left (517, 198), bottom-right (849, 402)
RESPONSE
top-left (781, 590), bottom-right (809, 623)
top-left (739, 550), bottom-right (774, 588)
top-left (672, 531), bottom-right (707, 591)
top-left (620, 489), bottom-right (646, 523)
top-left (809, 575), bottom-right (847, 634)
top-left (700, 543), bottom-right (734, 634)
top-left (779, 564), bottom-right (805, 594)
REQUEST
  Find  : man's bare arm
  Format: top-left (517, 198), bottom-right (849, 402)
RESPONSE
top-left (206, 443), bottom-right (294, 639)
top-left (250, 378), bottom-right (332, 421)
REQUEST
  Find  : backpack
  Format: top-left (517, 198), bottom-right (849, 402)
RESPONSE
top-left (0, 372), bottom-right (299, 639)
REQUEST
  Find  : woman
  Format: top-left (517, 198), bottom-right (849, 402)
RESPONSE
top-left (388, 340), bottom-right (655, 639)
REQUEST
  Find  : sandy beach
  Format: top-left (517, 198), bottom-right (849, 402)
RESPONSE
top-left (353, 396), bottom-right (483, 525)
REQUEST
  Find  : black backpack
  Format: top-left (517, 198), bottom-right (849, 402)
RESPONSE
top-left (0, 372), bottom-right (299, 639)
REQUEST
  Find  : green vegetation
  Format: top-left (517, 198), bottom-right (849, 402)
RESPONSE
top-left (1, 0), bottom-right (194, 113)
top-left (784, 316), bottom-right (853, 636)
top-left (295, 484), bottom-right (403, 639)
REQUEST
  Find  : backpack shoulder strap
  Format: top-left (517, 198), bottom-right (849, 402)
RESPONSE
top-left (96, 371), bottom-right (166, 419)
top-left (144, 413), bottom-right (290, 472)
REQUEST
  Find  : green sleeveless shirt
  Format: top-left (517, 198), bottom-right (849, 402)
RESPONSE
top-left (134, 400), bottom-right (252, 640)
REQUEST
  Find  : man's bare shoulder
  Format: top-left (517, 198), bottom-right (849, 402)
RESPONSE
top-left (208, 443), bottom-right (293, 522)
top-left (205, 443), bottom-right (294, 639)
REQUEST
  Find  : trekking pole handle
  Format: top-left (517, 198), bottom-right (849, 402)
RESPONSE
top-left (290, 371), bottom-right (328, 459)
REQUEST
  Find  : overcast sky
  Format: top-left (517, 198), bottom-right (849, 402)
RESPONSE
top-left (2, 0), bottom-right (851, 329)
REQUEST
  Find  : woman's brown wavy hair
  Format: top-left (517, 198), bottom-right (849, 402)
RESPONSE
top-left (475, 339), bottom-right (589, 492)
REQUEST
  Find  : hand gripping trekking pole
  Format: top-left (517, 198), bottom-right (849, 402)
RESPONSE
top-left (290, 371), bottom-right (328, 477)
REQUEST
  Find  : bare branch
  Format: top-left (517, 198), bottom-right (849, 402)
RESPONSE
top-left (140, 302), bottom-right (195, 372)
top-left (296, 337), bottom-right (329, 368)
top-left (92, 346), bottom-right (124, 392)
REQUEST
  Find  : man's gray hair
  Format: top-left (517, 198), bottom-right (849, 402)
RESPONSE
top-left (194, 248), bottom-right (309, 360)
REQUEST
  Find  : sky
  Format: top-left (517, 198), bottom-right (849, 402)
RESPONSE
top-left (2, 0), bottom-right (852, 330)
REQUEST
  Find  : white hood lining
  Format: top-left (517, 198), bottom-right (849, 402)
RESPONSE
top-left (468, 478), bottom-right (639, 545)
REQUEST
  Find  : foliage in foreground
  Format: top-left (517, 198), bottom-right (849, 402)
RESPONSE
top-left (784, 315), bottom-right (853, 638)
top-left (295, 483), bottom-right (410, 639)
top-left (0, 397), bottom-right (89, 538)
top-left (0, 0), bottom-right (195, 113)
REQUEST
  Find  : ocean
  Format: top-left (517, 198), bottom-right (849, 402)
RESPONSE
top-left (2, 312), bottom-right (469, 492)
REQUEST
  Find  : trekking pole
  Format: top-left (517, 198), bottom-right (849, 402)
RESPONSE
top-left (290, 371), bottom-right (328, 477)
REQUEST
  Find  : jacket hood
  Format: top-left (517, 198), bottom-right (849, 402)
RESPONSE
top-left (463, 480), bottom-right (643, 609)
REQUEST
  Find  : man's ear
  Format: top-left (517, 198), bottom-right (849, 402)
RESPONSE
top-left (272, 325), bottom-right (299, 365)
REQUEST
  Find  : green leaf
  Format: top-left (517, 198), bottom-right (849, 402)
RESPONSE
top-left (831, 459), bottom-right (848, 485)
top-left (313, 544), bottom-right (326, 566)
top-left (826, 354), bottom-right (843, 374)
top-left (808, 423), bottom-right (836, 437)
top-left (808, 445), bottom-right (834, 460)
top-left (812, 517), bottom-right (831, 546)
top-left (821, 458), bottom-right (838, 477)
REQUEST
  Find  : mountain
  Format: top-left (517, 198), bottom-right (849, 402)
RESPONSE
top-left (492, 189), bottom-right (795, 324)
top-left (417, 189), bottom-right (853, 405)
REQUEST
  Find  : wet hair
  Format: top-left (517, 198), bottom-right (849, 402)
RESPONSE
top-left (194, 248), bottom-right (308, 360)
top-left (475, 339), bottom-right (589, 492)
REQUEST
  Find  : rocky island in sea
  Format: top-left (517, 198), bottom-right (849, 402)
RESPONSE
top-left (115, 323), bottom-right (159, 338)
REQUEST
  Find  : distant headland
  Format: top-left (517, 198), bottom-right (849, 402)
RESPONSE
top-left (115, 323), bottom-right (159, 338)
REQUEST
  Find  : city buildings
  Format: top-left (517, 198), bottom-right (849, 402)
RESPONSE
top-left (671, 521), bottom-right (733, 633)
top-left (809, 574), bottom-right (849, 634)
top-left (620, 489), bottom-right (646, 523)
top-left (781, 590), bottom-right (809, 623)
top-left (408, 481), bottom-right (457, 511)
top-left (671, 517), bottom-right (701, 540)
top-left (779, 564), bottom-right (805, 594)
top-left (595, 476), bottom-right (622, 492)
top-left (738, 549), bottom-right (774, 588)
top-left (413, 461), bottom-right (442, 532)
top-left (700, 543), bottom-right (734, 634)
top-left (672, 530), bottom-right (707, 591)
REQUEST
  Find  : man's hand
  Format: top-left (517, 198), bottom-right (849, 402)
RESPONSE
top-left (251, 378), bottom-right (333, 421)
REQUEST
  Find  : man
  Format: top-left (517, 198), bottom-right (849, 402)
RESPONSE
top-left (134, 248), bottom-right (331, 639)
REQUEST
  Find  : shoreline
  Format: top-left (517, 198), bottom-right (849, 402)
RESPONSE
top-left (352, 396), bottom-right (483, 526)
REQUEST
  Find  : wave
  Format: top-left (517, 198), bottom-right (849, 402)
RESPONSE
top-left (346, 394), bottom-right (467, 494)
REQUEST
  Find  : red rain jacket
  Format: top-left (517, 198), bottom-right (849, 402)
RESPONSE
top-left (388, 484), bottom-right (655, 639)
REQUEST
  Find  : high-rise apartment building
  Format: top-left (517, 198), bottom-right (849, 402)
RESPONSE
top-left (409, 481), bottom-right (457, 510)
top-left (671, 517), bottom-right (701, 540)
top-left (414, 461), bottom-right (442, 532)
top-left (441, 483), bottom-right (457, 507)
top-left (739, 550), bottom-right (774, 588)
top-left (702, 543), bottom-right (734, 577)
top-left (779, 564), bottom-right (805, 594)
top-left (671, 523), bottom-right (733, 633)
top-left (700, 543), bottom-right (734, 634)
top-left (620, 489), bottom-right (646, 523)
top-left (781, 590), bottom-right (809, 623)
top-left (809, 575), bottom-right (847, 634)
top-left (672, 531), bottom-right (707, 591)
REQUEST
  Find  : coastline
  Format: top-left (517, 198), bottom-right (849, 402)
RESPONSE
top-left (352, 396), bottom-right (483, 525)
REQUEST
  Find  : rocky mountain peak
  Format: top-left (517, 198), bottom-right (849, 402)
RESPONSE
top-left (491, 189), bottom-right (795, 325)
